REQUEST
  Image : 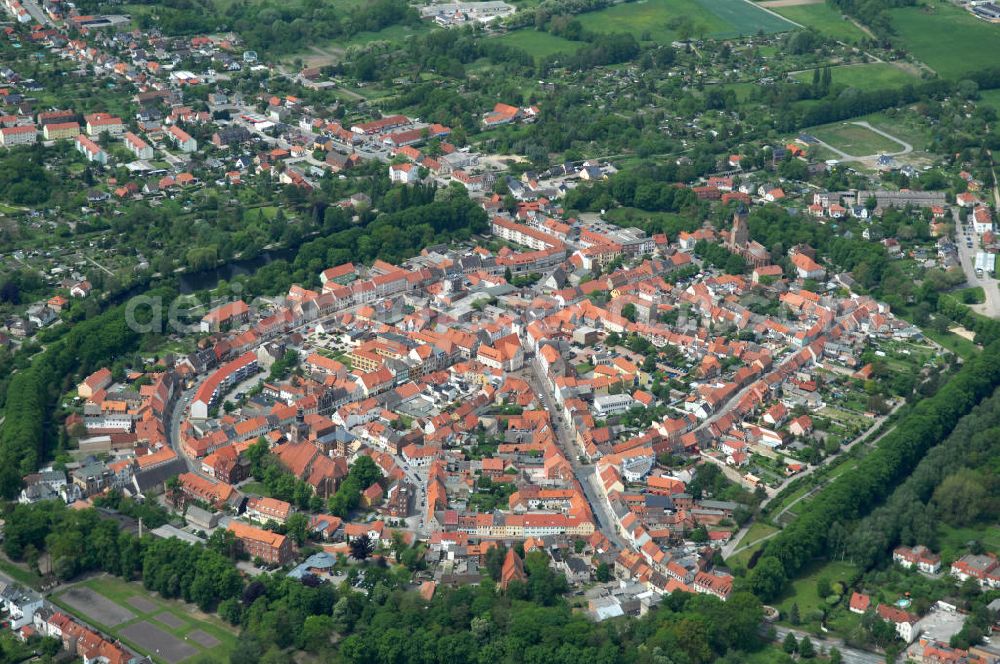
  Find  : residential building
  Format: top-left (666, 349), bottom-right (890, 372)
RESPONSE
top-left (167, 124), bottom-right (197, 152)
top-left (124, 131), bottom-right (153, 160)
top-left (893, 545), bottom-right (942, 574)
top-left (0, 124), bottom-right (37, 146)
top-left (75, 135), bottom-right (109, 164)
top-left (42, 121), bottom-right (79, 140)
top-left (84, 113), bottom-right (124, 137)
top-left (227, 521), bottom-right (294, 565)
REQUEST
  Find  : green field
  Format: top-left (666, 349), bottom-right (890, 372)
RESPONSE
top-left (496, 29), bottom-right (585, 58)
top-left (793, 62), bottom-right (920, 91)
top-left (808, 121), bottom-right (907, 156)
top-left (768, 2), bottom-right (868, 42)
top-left (979, 89), bottom-right (1000, 114)
top-left (937, 523), bottom-right (1000, 563)
top-left (858, 110), bottom-right (932, 152)
top-left (891, 2), bottom-right (1000, 78)
top-left (728, 521), bottom-right (780, 569)
top-left (53, 575), bottom-right (239, 664)
top-left (577, 0), bottom-right (797, 41)
top-left (774, 560), bottom-right (859, 628)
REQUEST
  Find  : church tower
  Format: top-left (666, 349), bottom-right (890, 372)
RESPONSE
top-left (729, 205), bottom-right (750, 249)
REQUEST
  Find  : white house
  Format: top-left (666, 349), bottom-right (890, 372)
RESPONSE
top-left (389, 162), bottom-right (420, 184)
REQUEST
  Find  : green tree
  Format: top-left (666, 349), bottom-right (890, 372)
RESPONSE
top-left (349, 534), bottom-right (374, 560)
top-left (596, 562), bottom-right (611, 582)
top-left (799, 636), bottom-right (815, 658)
top-left (783, 632), bottom-right (797, 654)
top-left (746, 557), bottom-right (786, 601)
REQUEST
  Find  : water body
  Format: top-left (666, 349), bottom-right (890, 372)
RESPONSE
top-left (176, 247), bottom-right (296, 294)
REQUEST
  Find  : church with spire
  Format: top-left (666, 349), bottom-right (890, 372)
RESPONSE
top-left (724, 206), bottom-right (770, 268)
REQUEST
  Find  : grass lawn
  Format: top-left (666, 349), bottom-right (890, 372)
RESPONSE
top-left (949, 286), bottom-right (986, 305)
top-left (240, 480), bottom-right (270, 496)
top-left (860, 110), bottom-right (932, 152)
top-left (728, 521), bottom-right (780, 569)
top-left (495, 29), bottom-right (584, 58)
top-left (0, 558), bottom-right (43, 589)
top-left (890, 2), bottom-right (1000, 79)
top-left (577, 0), bottom-right (796, 42)
top-left (774, 560), bottom-right (859, 628)
top-left (921, 326), bottom-right (980, 359)
top-left (809, 121), bottom-right (908, 156)
top-left (342, 22), bottom-right (430, 48)
top-left (53, 575), bottom-right (239, 664)
top-left (768, 2), bottom-right (868, 42)
top-left (765, 482), bottom-right (811, 518)
top-left (745, 520), bottom-right (779, 542)
top-left (575, 362), bottom-right (595, 374)
top-left (792, 62), bottom-right (919, 92)
top-left (937, 523), bottom-right (1000, 563)
top-left (979, 89), bottom-right (1000, 114)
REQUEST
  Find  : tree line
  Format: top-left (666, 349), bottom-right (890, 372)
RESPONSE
top-left (2, 497), bottom-right (776, 664)
top-left (836, 386), bottom-right (1000, 569)
top-left (746, 338), bottom-right (1000, 600)
top-left (0, 288), bottom-right (175, 498)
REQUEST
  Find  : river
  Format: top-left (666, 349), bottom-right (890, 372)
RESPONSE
top-left (176, 246), bottom-right (297, 294)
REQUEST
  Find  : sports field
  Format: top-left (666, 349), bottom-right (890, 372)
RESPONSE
top-left (577, 0), bottom-right (798, 42)
top-left (809, 122), bottom-right (906, 156)
top-left (792, 62), bottom-right (919, 91)
top-left (890, 2), bottom-right (1000, 78)
top-left (52, 575), bottom-right (238, 664)
top-left (496, 29), bottom-right (585, 58)
top-left (768, 2), bottom-right (869, 41)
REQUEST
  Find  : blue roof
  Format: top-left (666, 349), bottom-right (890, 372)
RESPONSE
top-left (287, 551), bottom-right (337, 579)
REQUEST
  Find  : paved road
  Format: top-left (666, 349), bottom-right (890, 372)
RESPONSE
top-left (722, 398), bottom-right (904, 556)
top-left (768, 626), bottom-right (890, 664)
top-left (18, 0), bottom-right (52, 25)
top-left (952, 205), bottom-right (1000, 318)
top-left (526, 357), bottom-right (626, 550)
top-left (812, 121), bottom-right (912, 163)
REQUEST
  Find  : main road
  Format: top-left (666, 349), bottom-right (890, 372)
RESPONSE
top-left (767, 626), bottom-right (891, 664)
top-left (952, 206), bottom-right (1000, 318)
top-left (525, 357), bottom-right (627, 550)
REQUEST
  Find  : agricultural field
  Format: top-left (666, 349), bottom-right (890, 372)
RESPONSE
top-left (577, 0), bottom-right (797, 42)
top-left (766, 2), bottom-right (869, 42)
top-left (495, 29), bottom-right (585, 58)
top-left (808, 121), bottom-right (908, 157)
top-left (52, 575), bottom-right (238, 664)
top-left (792, 62), bottom-right (920, 92)
top-left (978, 88), bottom-right (1000, 115)
top-left (890, 2), bottom-right (1000, 79)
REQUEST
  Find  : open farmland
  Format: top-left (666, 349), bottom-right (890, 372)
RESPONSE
top-left (496, 29), bottom-right (585, 58)
top-left (890, 2), bottom-right (1000, 78)
top-left (577, 0), bottom-right (798, 42)
top-left (767, 1), bottom-right (870, 41)
top-left (792, 62), bottom-right (920, 91)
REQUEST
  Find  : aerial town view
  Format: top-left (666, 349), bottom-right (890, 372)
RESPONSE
top-left (0, 0), bottom-right (998, 661)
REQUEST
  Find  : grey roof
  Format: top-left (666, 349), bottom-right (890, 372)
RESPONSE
top-left (133, 457), bottom-right (187, 493)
